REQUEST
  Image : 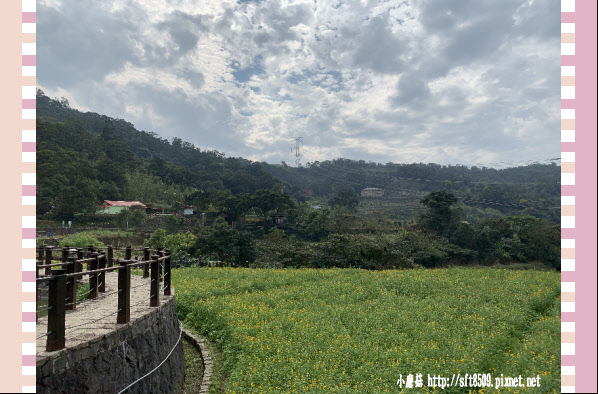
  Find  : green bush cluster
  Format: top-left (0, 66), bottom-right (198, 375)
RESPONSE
top-left (57, 229), bottom-right (143, 248)
top-left (85, 229), bottom-right (141, 246)
top-left (143, 190), bottom-right (559, 271)
top-left (146, 221), bottom-right (255, 267)
top-left (145, 229), bottom-right (201, 267)
top-left (453, 215), bottom-right (560, 269)
top-left (191, 218), bottom-right (255, 266)
top-left (255, 230), bottom-right (475, 270)
top-left (58, 232), bottom-right (106, 248)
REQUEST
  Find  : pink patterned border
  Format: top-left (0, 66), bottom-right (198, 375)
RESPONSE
top-left (21, 0), bottom-right (36, 392)
top-left (560, 1), bottom-right (576, 392)
top-left (561, 1), bottom-right (598, 393)
top-left (11, 0), bottom-right (597, 392)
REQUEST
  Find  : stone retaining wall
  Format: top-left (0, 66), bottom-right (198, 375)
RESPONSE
top-left (36, 296), bottom-right (185, 393)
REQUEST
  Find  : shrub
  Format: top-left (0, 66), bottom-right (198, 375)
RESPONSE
top-left (145, 228), bottom-right (167, 249)
top-left (166, 215), bottom-right (181, 234)
top-left (296, 209), bottom-right (330, 241)
top-left (84, 229), bottom-right (140, 246)
top-left (472, 215), bottom-right (560, 268)
top-left (170, 249), bottom-right (201, 268)
top-left (58, 232), bottom-right (105, 248)
top-left (164, 232), bottom-right (197, 255)
top-left (193, 218), bottom-right (256, 265)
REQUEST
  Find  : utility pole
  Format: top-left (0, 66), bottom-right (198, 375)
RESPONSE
top-left (291, 137), bottom-right (303, 167)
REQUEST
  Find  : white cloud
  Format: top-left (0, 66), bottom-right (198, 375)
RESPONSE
top-left (38, 0), bottom-right (560, 167)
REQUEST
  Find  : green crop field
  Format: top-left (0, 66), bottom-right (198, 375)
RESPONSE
top-left (173, 268), bottom-right (560, 393)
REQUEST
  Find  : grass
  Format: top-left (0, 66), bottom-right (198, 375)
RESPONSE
top-left (173, 267), bottom-right (560, 393)
top-left (204, 337), bottom-right (227, 394)
top-left (182, 336), bottom-right (205, 394)
top-left (76, 282), bottom-right (91, 303)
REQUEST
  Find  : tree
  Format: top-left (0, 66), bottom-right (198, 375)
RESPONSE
top-left (298, 208), bottom-right (330, 241)
top-left (251, 189), bottom-right (294, 226)
top-left (418, 190), bottom-right (462, 237)
top-left (129, 206), bottom-right (146, 227)
top-left (223, 193), bottom-right (252, 225)
top-left (115, 206), bottom-right (146, 229)
top-left (328, 188), bottom-right (359, 212)
top-left (472, 215), bottom-right (560, 268)
top-left (146, 229), bottom-right (167, 249)
top-left (186, 189), bottom-right (212, 212)
top-left (123, 171), bottom-right (169, 205)
top-left (193, 217), bottom-right (255, 265)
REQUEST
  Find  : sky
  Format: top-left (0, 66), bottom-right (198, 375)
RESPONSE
top-left (38, 0), bottom-right (561, 168)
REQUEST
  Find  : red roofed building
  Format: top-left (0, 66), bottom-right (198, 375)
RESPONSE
top-left (97, 200), bottom-right (147, 215)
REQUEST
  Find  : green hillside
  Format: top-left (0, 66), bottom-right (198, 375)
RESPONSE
top-left (36, 90), bottom-right (561, 270)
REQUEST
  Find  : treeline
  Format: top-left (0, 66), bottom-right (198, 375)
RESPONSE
top-left (37, 91), bottom-right (560, 270)
top-left (264, 159), bottom-right (561, 223)
top-left (143, 189), bottom-right (560, 271)
top-left (38, 89), bottom-right (560, 225)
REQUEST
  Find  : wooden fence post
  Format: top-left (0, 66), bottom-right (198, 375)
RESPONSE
top-left (46, 270), bottom-right (66, 352)
top-left (158, 249), bottom-right (164, 282)
top-left (76, 248), bottom-right (84, 280)
top-left (150, 254), bottom-right (159, 307)
top-left (37, 246), bottom-right (44, 263)
top-left (164, 250), bottom-right (172, 296)
top-left (143, 247), bottom-right (150, 278)
top-left (65, 256), bottom-right (77, 311)
top-left (125, 245), bottom-right (132, 261)
top-left (107, 246), bottom-right (114, 268)
top-left (36, 254), bottom-right (41, 279)
top-left (44, 246), bottom-right (52, 275)
top-left (98, 250), bottom-right (106, 293)
top-left (117, 259), bottom-right (131, 324)
top-left (61, 247), bottom-right (69, 270)
top-left (89, 253), bottom-right (99, 300)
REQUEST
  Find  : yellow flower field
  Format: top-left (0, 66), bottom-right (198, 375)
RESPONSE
top-left (173, 268), bottom-right (560, 393)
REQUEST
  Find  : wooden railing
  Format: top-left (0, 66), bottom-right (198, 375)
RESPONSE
top-left (36, 246), bottom-right (172, 352)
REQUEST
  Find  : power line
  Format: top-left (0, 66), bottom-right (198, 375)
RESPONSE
top-left (302, 147), bottom-right (560, 170)
top-left (300, 148), bottom-right (559, 187)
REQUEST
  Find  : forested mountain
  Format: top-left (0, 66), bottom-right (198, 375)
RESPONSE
top-left (263, 159), bottom-right (560, 223)
top-left (37, 91), bottom-right (561, 270)
top-left (37, 89), bottom-right (560, 224)
top-left (36, 89), bottom-right (284, 217)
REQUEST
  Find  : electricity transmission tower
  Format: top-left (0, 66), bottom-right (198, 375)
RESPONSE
top-left (291, 137), bottom-right (303, 167)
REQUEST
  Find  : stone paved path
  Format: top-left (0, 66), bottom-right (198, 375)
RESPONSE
top-left (36, 271), bottom-right (171, 363)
